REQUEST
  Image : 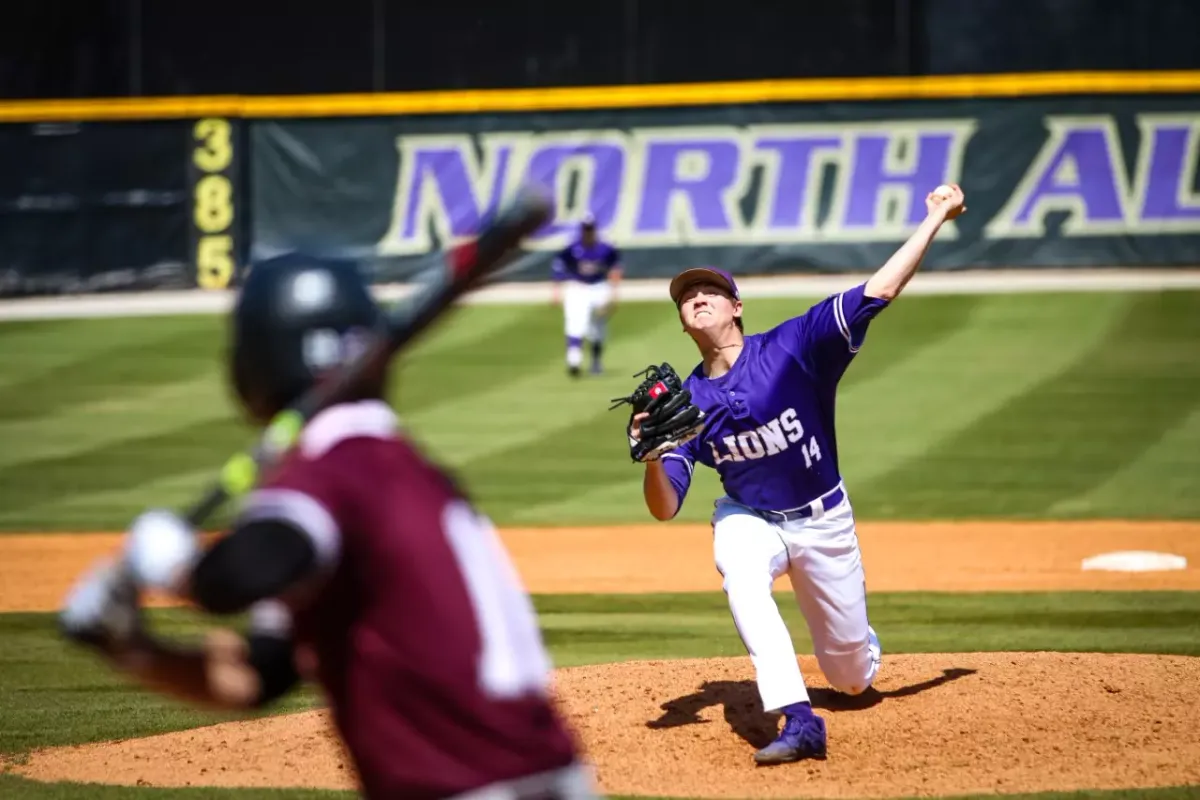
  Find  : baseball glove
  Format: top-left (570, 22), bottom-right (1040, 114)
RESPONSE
top-left (609, 363), bottom-right (706, 462)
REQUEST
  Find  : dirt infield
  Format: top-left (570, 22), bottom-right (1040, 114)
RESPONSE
top-left (2, 520), bottom-right (1199, 613)
top-left (5, 520), bottom-right (1200, 798)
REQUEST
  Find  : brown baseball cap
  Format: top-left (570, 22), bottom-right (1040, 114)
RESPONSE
top-left (669, 267), bottom-right (741, 305)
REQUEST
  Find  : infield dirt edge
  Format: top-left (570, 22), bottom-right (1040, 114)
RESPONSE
top-left (3, 520), bottom-right (1199, 613)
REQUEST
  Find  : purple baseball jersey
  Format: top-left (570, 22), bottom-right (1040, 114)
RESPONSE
top-left (551, 240), bottom-right (621, 285)
top-left (661, 282), bottom-right (889, 513)
top-left (241, 401), bottom-right (579, 799)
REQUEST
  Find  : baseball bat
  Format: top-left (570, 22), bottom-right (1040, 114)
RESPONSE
top-left (182, 185), bottom-right (553, 528)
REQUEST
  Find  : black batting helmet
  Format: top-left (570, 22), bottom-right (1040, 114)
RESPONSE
top-left (228, 252), bottom-right (387, 423)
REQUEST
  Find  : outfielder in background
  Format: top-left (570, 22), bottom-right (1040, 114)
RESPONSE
top-left (551, 214), bottom-right (623, 377)
top-left (58, 255), bottom-right (596, 799)
top-left (623, 184), bottom-right (967, 766)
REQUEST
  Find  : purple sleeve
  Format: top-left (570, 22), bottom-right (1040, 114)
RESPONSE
top-left (775, 282), bottom-right (890, 375)
top-left (658, 435), bottom-right (699, 517)
top-left (605, 245), bottom-right (622, 268)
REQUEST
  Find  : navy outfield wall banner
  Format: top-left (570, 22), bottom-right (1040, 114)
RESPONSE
top-left (0, 121), bottom-right (195, 298)
top-left (249, 95), bottom-right (1200, 283)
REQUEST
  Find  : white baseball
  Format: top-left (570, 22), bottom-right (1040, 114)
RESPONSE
top-left (933, 184), bottom-right (954, 198)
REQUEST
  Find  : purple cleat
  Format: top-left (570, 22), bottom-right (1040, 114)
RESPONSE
top-left (753, 702), bottom-right (827, 766)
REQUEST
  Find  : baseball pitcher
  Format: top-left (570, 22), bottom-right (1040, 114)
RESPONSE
top-left (613, 185), bottom-right (967, 765)
top-left (551, 214), bottom-right (623, 377)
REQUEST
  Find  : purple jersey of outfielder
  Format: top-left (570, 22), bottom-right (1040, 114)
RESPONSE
top-left (551, 241), bottom-right (621, 285)
top-left (660, 282), bottom-right (888, 512)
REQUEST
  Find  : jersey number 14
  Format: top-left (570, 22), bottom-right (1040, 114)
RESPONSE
top-left (801, 437), bottom-right (822, 468)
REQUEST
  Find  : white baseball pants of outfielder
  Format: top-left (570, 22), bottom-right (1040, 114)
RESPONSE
top-left (711, 483), bottom-right (881, 713)
top-left (562, 280), bottom-right (613, 343)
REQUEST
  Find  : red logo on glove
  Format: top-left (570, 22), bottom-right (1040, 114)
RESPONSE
top-left (649, 381), bottom-right (669, 399)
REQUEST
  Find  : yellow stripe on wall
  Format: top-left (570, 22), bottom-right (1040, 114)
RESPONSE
top-left (1, 70), bottom-right (1198, 123)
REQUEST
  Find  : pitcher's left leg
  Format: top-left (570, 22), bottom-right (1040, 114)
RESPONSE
top-left (711, 501), bottom-right (808, 714)
top-left (711, 501), bottom-right (827, 766)
top-left (785, 496), bottom-right (881, 696)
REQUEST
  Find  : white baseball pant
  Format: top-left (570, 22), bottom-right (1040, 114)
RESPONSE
top-left (711, 484), bottom-right (881, 713)
top-left (562, 280), bottom-right (612, 342)
top-left (561, 280), bottom-right (613, 370)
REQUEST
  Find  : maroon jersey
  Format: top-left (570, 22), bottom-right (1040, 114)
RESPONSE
top-left (239, 401), bottom-right (580, 799)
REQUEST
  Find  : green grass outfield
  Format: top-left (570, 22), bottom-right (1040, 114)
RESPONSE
top-left (0, 289), bottom-right (1198, 799)
top-left (0, 290), bottom-right (1198, 529)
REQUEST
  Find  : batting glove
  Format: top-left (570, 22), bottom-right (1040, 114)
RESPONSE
top-left (59, 556), bottom-right (143, 653)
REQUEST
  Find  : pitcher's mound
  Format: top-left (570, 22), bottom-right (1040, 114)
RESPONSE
top-left (567, 653), bottom-right (1200, 797)
top-left (15, 653), bottom-right (1200, 798)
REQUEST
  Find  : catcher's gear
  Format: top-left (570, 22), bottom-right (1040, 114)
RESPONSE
top-left (609, 363), bottom-right (707, 462)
